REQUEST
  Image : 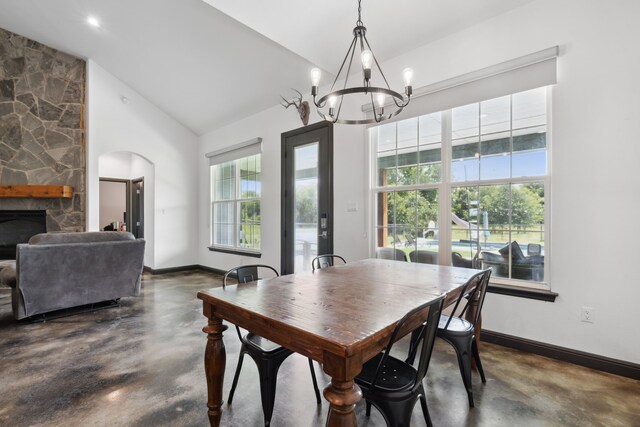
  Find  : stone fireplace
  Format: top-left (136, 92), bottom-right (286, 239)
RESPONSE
top-left (0, 27), bottom-right (86, 231)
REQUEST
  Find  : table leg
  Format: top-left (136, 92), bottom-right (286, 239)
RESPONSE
top-left (202, 305), bottom-right (228, 427)
top-left (323, 378), bottom-right (362, 426)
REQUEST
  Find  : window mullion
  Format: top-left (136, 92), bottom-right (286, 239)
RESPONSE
top-left (440, 110), bottom-right (453, 265)
top-left (235, 161), bottom-right (241, 248)
top-left (508, 95), bottom-right (514, 279)
top-left (214, 165), bottom-right (218, 245)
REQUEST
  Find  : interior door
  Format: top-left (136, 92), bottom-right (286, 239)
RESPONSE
top-left (131, 178), bottom-right (144, 238)
top-left (281, 122), bottom-right (333, 274)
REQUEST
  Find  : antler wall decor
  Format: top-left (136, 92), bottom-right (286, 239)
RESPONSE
top-left (280, 89), bottom-right (310, 125)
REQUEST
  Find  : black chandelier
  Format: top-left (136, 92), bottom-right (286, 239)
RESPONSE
top-left (310, 0), bottom-right (413, 125)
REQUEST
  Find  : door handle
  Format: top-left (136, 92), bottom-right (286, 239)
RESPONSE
top-left (318, 231), bottom-right (328, 239)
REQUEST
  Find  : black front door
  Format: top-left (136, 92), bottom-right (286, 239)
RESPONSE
top-left (281, 122), bottom-right (333, 274)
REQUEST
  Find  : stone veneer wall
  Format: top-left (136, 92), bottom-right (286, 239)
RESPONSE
top-left (0, 28), bottom-right (85, 231)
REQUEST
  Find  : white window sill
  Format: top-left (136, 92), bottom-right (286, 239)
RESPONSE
top-left (207, 246), bottom-right (262, 258)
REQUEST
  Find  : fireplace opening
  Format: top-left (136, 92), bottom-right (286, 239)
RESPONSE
top-left (0, 210), bottom-right (47, 260)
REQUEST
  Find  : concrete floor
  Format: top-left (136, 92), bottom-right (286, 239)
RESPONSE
top-left (0, 270), bottom-right (638, 427)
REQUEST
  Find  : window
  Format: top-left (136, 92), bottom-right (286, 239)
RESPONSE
top-left (371, 87), bottom-right (549, 288)
top-left (208, 139), bottom-right (262, 254)
top-left (374, 114), bottom-right (442, 257)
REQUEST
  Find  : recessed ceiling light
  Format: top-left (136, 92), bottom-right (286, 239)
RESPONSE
top-left (87, 16), bottom-right (100, 28)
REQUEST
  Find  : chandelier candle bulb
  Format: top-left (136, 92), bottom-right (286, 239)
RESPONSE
top-left (361, 49), bottom-right (373, 81)
top-left (376, 93), bottom-right (386, 117)
top-left (328, 95), bottom-right (337, 117)
top-left (403, 68), bottom-right (414, 96)
top-left (311, 68), bottom-right (322, 96)
top-left (402, 68), bottom-right (414, 86)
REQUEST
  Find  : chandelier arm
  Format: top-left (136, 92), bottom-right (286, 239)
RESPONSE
top-left (335, 35), bottom-right (358, 120)
top-left (389, 93), bottom-right (409, 109)
top-left (329, 36), bottom-right (358, 94)
top-left (312, 95), bottom-right (326, 109)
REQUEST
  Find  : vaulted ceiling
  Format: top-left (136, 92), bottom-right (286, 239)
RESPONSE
top-left (0, 0), bottom-right (536, 135)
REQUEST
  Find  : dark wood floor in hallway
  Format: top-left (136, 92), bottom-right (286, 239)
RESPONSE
top-left (0, 270), bottom-right (638, 427)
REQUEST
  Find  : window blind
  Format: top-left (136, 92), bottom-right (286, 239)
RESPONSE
top-left (364, 46), bottom-right (558, 127)
top-left (205, 137), bottom-right (262, 166)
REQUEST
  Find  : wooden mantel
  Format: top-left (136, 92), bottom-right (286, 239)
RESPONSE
top-left (0, 185), bottom-right (74, 199)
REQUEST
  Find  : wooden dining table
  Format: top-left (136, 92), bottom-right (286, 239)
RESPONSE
top-left (197, 258), bottom-right (482, 427)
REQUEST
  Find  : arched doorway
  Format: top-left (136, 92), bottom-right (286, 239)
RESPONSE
top-left (98, 151), bottom-right (155, 266)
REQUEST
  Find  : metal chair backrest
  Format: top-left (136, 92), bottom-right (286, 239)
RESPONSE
top-left (442, 269), bottom-right (491, 330)
top-left (311, 254), bottom-right (346, 272)
top-left (376, 247), bottom-right (407, 262)
top-left (368, 295), bottom-right (445, 393)
top-left (409, 250), bottom-right (438, 265)
top-left (222, 264), bottom-right (279, 288)
top-left (223, 264), bottom-right (280, 341)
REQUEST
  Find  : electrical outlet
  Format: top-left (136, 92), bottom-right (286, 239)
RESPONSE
top-left (581, 306), bottom-right (595, 323)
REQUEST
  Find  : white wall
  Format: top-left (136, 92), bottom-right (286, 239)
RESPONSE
top-left (376, 0), bottom-right (640, 363)
top-left (99, 152), bottom-right (132, 178)
top-left (197, 0), bottom-right (640, 364)
top-left (87, 61), bottom-right (199, 270)
top-left (197, 102), bottom-right (368, 273)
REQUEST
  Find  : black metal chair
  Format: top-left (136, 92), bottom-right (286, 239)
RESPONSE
top-left (311, 254), bottom-right (346, 272)
top-left (409, 250), bottom-right (439, 265)
top-left (355, 295), bottom-right (445, 427)
top-left (407, 269), bottom-right (492, 408)
top-left (376, 247), bottom-right (408, 262)
top-left (223, 264), bottom-right (321, 426)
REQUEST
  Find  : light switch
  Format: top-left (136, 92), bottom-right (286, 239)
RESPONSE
top-left (347, 202), bottom-right (358, 212)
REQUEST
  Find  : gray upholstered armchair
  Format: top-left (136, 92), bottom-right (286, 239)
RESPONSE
top-left (1, 231), bottom-right (145, 320)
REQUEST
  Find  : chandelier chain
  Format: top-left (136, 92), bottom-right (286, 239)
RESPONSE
top-left (356, 0), bottom-right (363, 26)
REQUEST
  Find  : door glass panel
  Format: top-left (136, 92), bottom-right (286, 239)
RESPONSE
top-left (294, 142), bottom-right (319, 272)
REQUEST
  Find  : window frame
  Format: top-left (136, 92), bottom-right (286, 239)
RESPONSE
top-left (369, 86), bottom-right (552, 291)
top-left (209, 153), bottom-right (262, 256)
